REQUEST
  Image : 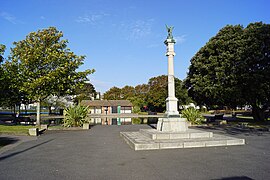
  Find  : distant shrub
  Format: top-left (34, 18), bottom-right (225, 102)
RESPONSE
top-left (63, 104), bottom-right (90, 127)
top-left (181, 107), bottom-right (204, 125)
top-left (132, 118), bottom-right (141, 124)
top-left (132, 105), bottom-right (141, 113)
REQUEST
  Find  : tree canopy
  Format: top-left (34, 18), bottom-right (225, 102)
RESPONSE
top-left (0, 44), bottom-right (5, 62)
top-left (104, 75), bottom-right (191, 113)
top-left (74, 82), bottom-right (96, 103)
top-left (103, 86), bottom-right (122, 100)
top-left (6, 27), bottom-right (95, 124)
top-left (185, 22), bottom-right (270, 121)
top-left (0, 44), bottom-right (8, 106)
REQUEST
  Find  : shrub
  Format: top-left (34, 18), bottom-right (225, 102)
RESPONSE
top-left (181, 107), bottom-right (204, 125)
top-left (132, 118), bottom-right (141, 124)
top-left (132, 105), bottom-right (141, 113)
top-left (63, 104), bottom-right (90, 127)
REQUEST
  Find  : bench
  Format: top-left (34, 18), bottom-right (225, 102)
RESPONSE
top-left (207, 114), bottom-right (224, 122)
top-left (15, 117), bottom-right (35, 125)
top-left (214, 114), bottom-right (224, 120)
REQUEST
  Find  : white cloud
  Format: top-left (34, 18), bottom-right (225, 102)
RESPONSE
top-left (76, 12), bottom-right (109, 24)
top-left (40, 16), bottom-right (46, 20)
top-left (174, 35), bottom-right (187, 44)
top-left (147, 43), bottom-right (160, 48)
top-left (0, 12), bottom-right (18, 24)
top-left (122, 19), bottom-right (154, 40)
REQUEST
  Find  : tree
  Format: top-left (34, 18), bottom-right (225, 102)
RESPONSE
top-left (146, 75), bottom-right (191, 112)
top-left (133, 84), bottom-right (150, 111)
top-left (103, 75), bottom-right (190, 113)
top-left (103, 86), bottom-right (122, 100)
top-left (0, 44), bottom-right (23, 109)
top-left (0, 44), bottom-right (5, 62)
top-left (74, 82), bottom-right (96, 103)
top-left (104, 86), bottom-right (135, 100)
top-left (146, 75), bottom-right (167, 112)
top-left (0, 44), bottom-right (7, 105)
top-left (8, 27), bottom-right (94, 125)
top-left (121, 86), bottom-right (135, 99)
top-left (185, 22), bottom-right (270, 121)
top-left (2, 58), bottom-right (31, 112)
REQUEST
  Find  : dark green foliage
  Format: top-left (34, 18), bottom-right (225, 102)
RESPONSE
top-left (104, 75), bottom-right (191, 113)
top-left (146, 75), bottom-right (191, 112)
top-left (74, 82), bottom-right (96, 103)
top-left (63, 104), bottom-right (90, 127)
top-left (146, 75), bottom-right (167, 112)
top-left (3, 27), bottom-right (95, 124)
top-left (9, 27), bottom-right (94, 101)
top-left (185, 22), bottom-right (270, 121)
top-left (181, 108), bottom-right (204, 125)
top-left (0, 44), bottom-right (5, 63)
top-left (103, 86), bottom-right (122, 100)
top-left (0, 44), bottom-right (7, 105)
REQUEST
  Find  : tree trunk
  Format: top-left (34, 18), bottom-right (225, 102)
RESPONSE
top-left (13, 104), bottom-right (16, 115)
top-left (25, 105), bottom-right (27, 115)
top-left (36, 100), bottom-right (41, 125)
top-left (48, 106), bottom-right (52, 115)
top-left (18, 104), bottom-right (21, 114)
top-left (252, 105), bottom-right (266, 121)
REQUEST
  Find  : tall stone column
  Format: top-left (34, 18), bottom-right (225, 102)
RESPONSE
top-left (164, 38), bottom-right (179, 117)
top-left (157, 25), bottom-right (188, 132)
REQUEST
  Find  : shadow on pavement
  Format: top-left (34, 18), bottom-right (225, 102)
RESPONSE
top-left (0, 137), bottom-right (19, 147)
top-left (195, 125), bottom-right (269, 136)
top-left (212, 176), bottom-right (254, 180)
top-left (0, 139), bottom-right (54, 161)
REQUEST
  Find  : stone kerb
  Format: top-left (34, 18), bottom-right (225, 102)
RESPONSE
top-left (139, 129), bottom-right (213, 140)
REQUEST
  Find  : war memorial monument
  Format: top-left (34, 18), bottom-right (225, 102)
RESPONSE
top-left (120, 26), bottom-right (245, 150)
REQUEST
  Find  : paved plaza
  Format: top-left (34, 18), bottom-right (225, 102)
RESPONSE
top-left (0, 125), bottom-right (270, 180)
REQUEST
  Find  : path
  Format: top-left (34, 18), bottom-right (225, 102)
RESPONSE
top-left (0, 125), bottom-right (269, 180)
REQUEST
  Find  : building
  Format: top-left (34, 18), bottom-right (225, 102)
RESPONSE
top-left (81, 100), bottom-right (133, 125)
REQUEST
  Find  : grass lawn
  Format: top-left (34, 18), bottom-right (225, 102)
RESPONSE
top-left (236, 116), bottom-right (270, 121)
top-left (0, 125), bottom-right (35, 136)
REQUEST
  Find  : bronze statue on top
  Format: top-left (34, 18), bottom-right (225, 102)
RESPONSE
top-left (166, 25), bottom-right (174, 40)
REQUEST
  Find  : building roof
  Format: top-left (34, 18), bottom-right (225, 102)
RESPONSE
top-left (81, 100), bottom-right (133, 107)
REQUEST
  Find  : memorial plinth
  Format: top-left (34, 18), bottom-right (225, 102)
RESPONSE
top-left (120, 130), bottom-right (245, 151)
top-left (157, 117), bottom-right (188, 132)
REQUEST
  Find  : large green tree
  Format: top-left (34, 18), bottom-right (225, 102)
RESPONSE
top-left (120, 86), bottom-right (135, 99)
top-left (0, 44), bottom-right (21, 109)
top-left (0, 44), bottom-right (5, 62)
top-left (146, 75), bottom-right (191, 112)
top-left (74, 82), bottom-right (96, 103)
top-left (146, 75), bottom-right (167, 112)
top-left (8, 27), bottom-right (94, 125)
top-left (0, 44), bottom-right (8, 105)
top-left (133, 84), bottom-right (150, 111)
top-left (103, 86), bottom-right (122, 100)
top-left (185, 22), bottom-right (270, 121)
top-left (103, 75), bottom-right (191, 113)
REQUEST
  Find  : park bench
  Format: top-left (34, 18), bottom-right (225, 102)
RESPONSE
top-left (207, 113), bottom-right (224, 123)
top-left (214, 114), bottom-right (224, 120)
top-left (15, 116), bottom-right (35, 125)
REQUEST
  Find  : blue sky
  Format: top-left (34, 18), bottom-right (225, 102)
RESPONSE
top-left (1, 0), bottom-right (269, 93)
